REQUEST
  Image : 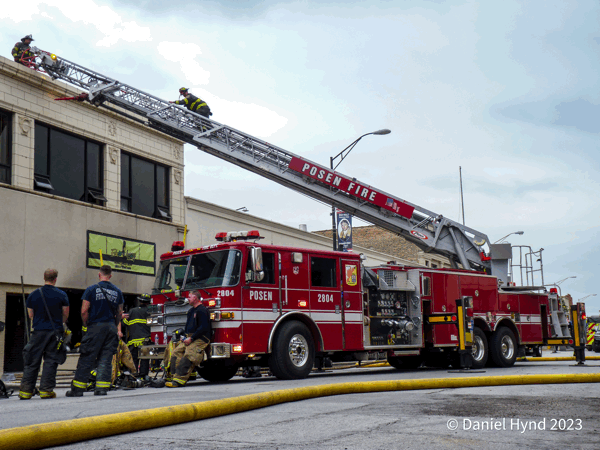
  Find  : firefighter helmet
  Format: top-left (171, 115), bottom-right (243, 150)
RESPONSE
top-left (21, 35), bottom-right (34, 42)
top-left (171, 328), bottom-right (185, 343)
top-left (137, 293), bottom-right (151, 303)
top-left (179, 87), bottom-right (189, 94)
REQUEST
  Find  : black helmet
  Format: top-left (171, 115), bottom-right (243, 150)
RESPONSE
top-left (137, 293), bottom-right (151, 303)
top-left (171, 328), bottom-right (185, 343)
top-left (21, 35), bottom-right (34, 42)
top-left (179, 87), bottom-right (189, 94)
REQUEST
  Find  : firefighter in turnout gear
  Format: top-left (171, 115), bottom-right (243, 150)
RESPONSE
top-left (67, 265), bottom-right (123, 397)
top-left (165, 291), bottom-right (210, 388)
top-left (19, 269), bottom-right (69, 400)
top-left (12, 34), bottom-right (36, 68)
top-left (162, 328), bottom-right (185, 382)
top-left (121, 294), bottom-right (152, 378)
top-left (170, 87), bottom-right (212, 118)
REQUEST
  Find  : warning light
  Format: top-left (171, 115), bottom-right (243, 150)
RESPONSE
top-left (569, 339), bottom-right (574, 345)
top-left (208, 299), bottom-right (217, 307)
top-left (549, 288), bottom-right (558, 294)
top-left (582, 313), bottom-right (587, 321)
top-left (50, 53), bottom-right (57, 60)
top-left (215, 232), bottom-right (228, 241)
top-left (171, 241), bottom-right (184, 251)
top-left (451, 315), bottom-right (457, 322)
top-left (298, 300), bottom-right (307, 307)
top-left (232, 345), bottom-right (243, 353)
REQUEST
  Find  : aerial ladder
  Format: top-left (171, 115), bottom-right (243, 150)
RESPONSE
top-left (36, 52), bottom-right (513, 280)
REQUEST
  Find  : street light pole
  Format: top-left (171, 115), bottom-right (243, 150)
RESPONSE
top-left (330, 129), bottom-right (391, 251)
top-left (578, 294), bottom-right (597, 302)
top-left (493, 231), bottom-right (524, 244)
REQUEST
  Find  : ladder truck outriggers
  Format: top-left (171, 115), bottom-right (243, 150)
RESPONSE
top-left (36, 52), bottom-right (587, 380)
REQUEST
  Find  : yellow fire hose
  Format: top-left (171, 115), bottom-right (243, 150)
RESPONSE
top-left (518, 356), bottom-right (600, 362)
top-left (1, 373), bottom-right (599, 450)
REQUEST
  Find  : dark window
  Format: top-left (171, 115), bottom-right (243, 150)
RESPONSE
top-left (422, 276), bottom-right (431, 296)
top-left (33, 123), bottom-right (106, 204)
top-left (121, 152), bottom-right (171, 221)
top-left (0, 110), bottom-right (12, 184)
top-left (246, 252), bottom-right (275, 285)
top-left (311, 257), bottom-right (337, 288)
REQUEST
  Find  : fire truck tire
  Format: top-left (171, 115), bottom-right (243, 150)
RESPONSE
top-left (269, 321), bottom-right (315, 380)
top-left (490, 327), bottom-right (517, 367)
top-left (471, 327), bottom-right (488, 369)
top-left (198, 362), bottom-right (239, 383)
top-left (387, 355), bottom-right (423, 370)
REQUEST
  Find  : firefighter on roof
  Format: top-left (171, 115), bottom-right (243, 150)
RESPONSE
top-left (12, 34), bottom-right (36, 67)
top-left (170, 87), bottom-right (212, 118)
top-left (166, 290), bottom-right (210, 388)
top-left (121, 294), bottom-right (152, 379)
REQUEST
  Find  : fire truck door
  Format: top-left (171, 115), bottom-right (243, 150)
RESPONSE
top-left (517, 294), bottom-right (543, 343)
top-left (341, 259), bottom-right (362, 350)
top-left (242, 251), bottom-right (280, 354)
top-left (309, 255), bottom-right (343, 350)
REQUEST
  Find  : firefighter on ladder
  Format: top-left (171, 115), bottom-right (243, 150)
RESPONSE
top-left (170, 88), bottom-right (212, 118)
top-left (165, 290), bottom-right (210, 388)
top-left (11, 34), bottom-right (37, 68)
top-left (121, 294), bottom-right (152, 380)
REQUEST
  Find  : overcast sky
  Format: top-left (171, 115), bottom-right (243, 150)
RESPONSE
top-left (3, 0), bottom-right (599, 312)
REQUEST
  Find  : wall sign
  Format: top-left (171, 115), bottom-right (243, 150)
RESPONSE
top-left (87, 230), bottom-right (156, 276)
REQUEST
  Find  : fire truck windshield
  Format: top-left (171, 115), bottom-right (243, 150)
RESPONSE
top-left (153, 256), bottom-right (190, 293)
top-left (185, 250), bottom-right (242, 289)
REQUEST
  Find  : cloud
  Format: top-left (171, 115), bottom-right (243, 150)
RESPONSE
top-left (157, 41), bottom-right (210, 85)
top-left (0, 0), bottom-right (151, 47)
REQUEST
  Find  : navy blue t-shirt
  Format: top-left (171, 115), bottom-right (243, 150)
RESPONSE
top-left (82, 281), bottom-right (124, 325)
top-left (27, 285), bottom-right (69, 331)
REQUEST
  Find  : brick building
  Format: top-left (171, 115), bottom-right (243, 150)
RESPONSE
top-left (313, 225), bottom-right (452, 268)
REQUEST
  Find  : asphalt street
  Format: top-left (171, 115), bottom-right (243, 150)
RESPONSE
top-left (1, 351), bottom-right (599, 450)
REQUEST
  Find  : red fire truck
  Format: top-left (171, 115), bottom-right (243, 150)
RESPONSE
top-left (36, 54), bottom-right (587, 380)
top-left (145, 231), bottom-right (586, 381)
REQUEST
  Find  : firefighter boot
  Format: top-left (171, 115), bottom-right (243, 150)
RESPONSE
top-left (65, 389), bottom-right (84, 397)
top-left (39, 390), bottom-right (57, 399)
top-left (94, 390), bottom-right (108, 396)
top-left (18, 391), bottom-right (33, 400)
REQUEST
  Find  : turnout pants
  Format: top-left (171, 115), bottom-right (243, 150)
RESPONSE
top-left (170, 339), bottom-right (208, 386)
top-left (112, 340), bottom-right (137, 382)
top-left (71, 322), bottom-right (118, 392)
top-left (129, 344), bottom-right (149, 377)
top-left (20, 330), bottom-right (65, 398)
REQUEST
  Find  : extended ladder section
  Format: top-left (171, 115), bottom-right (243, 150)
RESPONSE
top-left (39, 54), bottom-right (493, 274)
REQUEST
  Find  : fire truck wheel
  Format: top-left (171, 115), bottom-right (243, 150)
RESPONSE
top-left (269, 321), bottom-right (315, 380)
top-left (387, 355), bottom-right (423, 370)
top-left (198, 362), bottom-right (239, 383)
top-left (471, 327), bottom-right (488, 369)
top-left (490, 327), bottom-right (517, 367)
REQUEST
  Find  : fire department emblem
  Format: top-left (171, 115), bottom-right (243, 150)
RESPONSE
top-left (345, 265), bottom-right (358, 286)
top-left (293, 266), bottom-right (300, 275)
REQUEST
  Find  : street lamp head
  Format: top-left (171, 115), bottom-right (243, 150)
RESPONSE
top-left (372, 129), bottom-right (391, 135)
top-left (515, 231), bottom-right (524, 235)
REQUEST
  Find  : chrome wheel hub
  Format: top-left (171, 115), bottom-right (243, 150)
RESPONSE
top-left (288, 334), bottom-right (309, 367)
top-left (500, 335), bottom-right (515, 359)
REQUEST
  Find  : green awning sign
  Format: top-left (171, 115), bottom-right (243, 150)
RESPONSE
top-left (87, 231), bottom-right (156, 276)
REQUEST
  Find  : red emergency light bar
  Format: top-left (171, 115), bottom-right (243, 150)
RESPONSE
top-left (549, 288), bottom-right (558, 294)
top-left (171, 241), bottom-right (185, 251)
top-left (215, 230), bottom-right (264, 242)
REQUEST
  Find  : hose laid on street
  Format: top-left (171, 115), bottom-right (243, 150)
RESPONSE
top-left (518, 356), bottom-right (600, 362)
top-left (1, 372), bottom-right (599, 449)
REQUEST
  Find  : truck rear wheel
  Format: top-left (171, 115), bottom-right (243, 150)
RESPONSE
top-left (269, 321), bottom-right (315, 380)
top-left (387, 355), bottom-right (423, 370)
top-left (490, 327), bottom-right (517, 367)
top-left (471, 327), bottom-right (488, 369)
top-left (198, 362), bottom-right (239, 382)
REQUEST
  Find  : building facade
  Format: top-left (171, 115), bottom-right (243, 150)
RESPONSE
top-left (0, 57), bottom-right (185, 376)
